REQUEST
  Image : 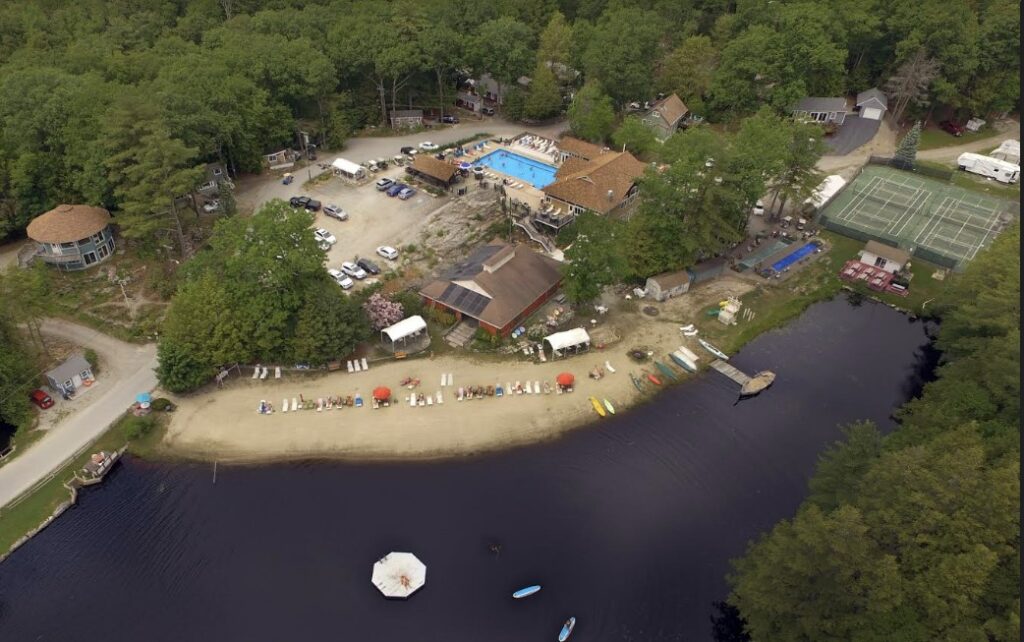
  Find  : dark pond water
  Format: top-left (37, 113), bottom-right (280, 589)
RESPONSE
top-left (0, 298), bottom-right (937, 641)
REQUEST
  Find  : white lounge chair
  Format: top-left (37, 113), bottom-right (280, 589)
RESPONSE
top-left (346, 360), bottom-right (353, 373)
top-left (252, 366), bottom-right (260, 379)
top-left (361, 357), bottom-right (368, 370)
top-left (274, 366), bottom-right (281, 379)
top-left (260, 366), bottom-right (268, 379)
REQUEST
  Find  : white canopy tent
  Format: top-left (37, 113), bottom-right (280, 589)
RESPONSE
top-left (332, 157), bottom-right (366, 180)
top-left (804, 175), bottom-right (847, 210)
top-left (543, 327), bottom-right (591, 359)
top-left (371, 552), bottom-right (426, 599)
top-left (381, 315), bottom-right (428, 351)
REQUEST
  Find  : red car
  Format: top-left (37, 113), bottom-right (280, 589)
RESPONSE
top-left (939, 120), bottom-right (965, 137)
top-left (29, 389), bottom-right (54, 409)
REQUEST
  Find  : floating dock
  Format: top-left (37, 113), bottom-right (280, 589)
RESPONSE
top-left (709, 360), bottom-right (751, 386)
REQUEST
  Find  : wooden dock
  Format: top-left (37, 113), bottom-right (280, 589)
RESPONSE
top-left (709, 359), bottom-right (751, 386)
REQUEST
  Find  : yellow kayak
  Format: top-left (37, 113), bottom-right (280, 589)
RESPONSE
top-left (589, 396), bottom-right (606, 417)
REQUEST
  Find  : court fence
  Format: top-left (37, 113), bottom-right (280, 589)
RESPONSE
top-left (867, 156), bottom-right (954, 182)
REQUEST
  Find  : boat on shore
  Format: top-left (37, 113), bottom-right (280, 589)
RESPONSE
top-left (589, 397), bottom-right (606, 417)
top-left (669, 350), bottom-right (697, 373)
top-left (512, 585), bottom-right (541, 599)
top-left (559, 617), bottom-right (576, 641)
top-left (603, 399), bottom-right (615, 414)
top-left (676, 345), bottom-right (700, 363)
top-left (655, 361), bottom-right (678, 381)
top-left (740, 370), bottom-right (776, 397)
top-left (630, 373), bottom-right (644, 391)
top-left (698, 338), bottom-right (729, 360)
top-left (646, 373), bottom-right (662, 386)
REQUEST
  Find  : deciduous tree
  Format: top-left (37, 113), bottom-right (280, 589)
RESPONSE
top-left (562, 211), bottom-right (626, 303)
top-left (611, 116), bottom-right (658, 158)
top-left (567, 81), bottom-right (615, 143)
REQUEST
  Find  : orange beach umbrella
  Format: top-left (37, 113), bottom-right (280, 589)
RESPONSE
top-left (373, 386), bottom-right (392, 401)
top-left (556, 372), bottom-right (574, 387)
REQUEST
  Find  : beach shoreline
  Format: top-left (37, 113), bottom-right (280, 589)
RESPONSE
top-left (157, 275), bottom-right (780, 464)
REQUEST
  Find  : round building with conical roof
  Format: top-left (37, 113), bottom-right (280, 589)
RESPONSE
top-left (26, 204), bottom-right (115, 270)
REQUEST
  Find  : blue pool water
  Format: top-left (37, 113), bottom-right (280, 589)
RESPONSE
top-left (475, 150), bottom-right (558, 188)
top-left (771, 242), bottom-right (818, 272)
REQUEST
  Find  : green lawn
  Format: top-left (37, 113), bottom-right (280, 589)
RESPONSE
top-left (917, 126), bottom-right (997, 151)
top-left (913, 160), bottom-right (1021, 200)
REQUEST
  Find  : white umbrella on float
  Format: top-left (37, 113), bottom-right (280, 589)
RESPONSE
top-left (371, 552), bottom-right (426, 599)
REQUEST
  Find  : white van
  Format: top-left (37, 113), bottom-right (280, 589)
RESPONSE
top-left (957, 152), bottom-right (1020, 184)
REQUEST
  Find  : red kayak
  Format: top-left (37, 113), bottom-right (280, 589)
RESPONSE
top-left (646, 373), bottom-right (662, 385)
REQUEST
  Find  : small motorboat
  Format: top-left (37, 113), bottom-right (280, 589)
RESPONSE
top-left (559, 617), bottom-right (576, 641)
top-left (646, 373), bottom-right (662, 386)
top-left (670, 350), bottom-right (697, 373)
top-left (590, 397), bottom-right (606, 417)
top-left (698, 338), bottom-right (729, 360)
top-left (604, 360), bottom-right (616, 373)
top-left (512, 585), bottom-right (541, 599)
top-left (655, 361), bottom-right (678, 381)
top-left (603, 399), bottom-right (615, 414)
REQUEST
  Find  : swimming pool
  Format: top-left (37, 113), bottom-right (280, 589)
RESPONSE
top-left (475, 149), bottom-right (558, 188)
top-left (770, 242), bottom-right (818, 272)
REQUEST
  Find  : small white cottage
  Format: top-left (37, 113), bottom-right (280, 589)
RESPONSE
top-left (645, 271), bottom-right (691, 301)
top-left (858, 241), bottom-right (909, 274)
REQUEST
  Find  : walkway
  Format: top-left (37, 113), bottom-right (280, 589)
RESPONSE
top-left (0, 320), bottom-right (157, 509)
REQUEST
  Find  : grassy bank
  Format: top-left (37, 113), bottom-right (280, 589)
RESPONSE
top-left (914, 160), bottom-right (1021, 199)
top-left (0, 413), bottom-right (168, 558)
top-left (917, 127), bottom-right (995, 151)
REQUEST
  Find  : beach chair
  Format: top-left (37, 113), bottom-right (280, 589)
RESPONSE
top-left (346, 360), bottom-right (353, 373)
top-left (361, 357), bottom-right (368, 370)
top-left (252, 366), bottom-right (260, 379)
top-left (274, 366), bottom-right (281, 379)
top-left (260, 366), bottom-right (268, 379)
top-left (448, 372), bottom-right (454, 386)
top-left (436, 391), bottom-right (443, 404)
top-left (282, 398), bottom-right (288, 412)
top-left (426, 396), bottom-right (433, 406)
top-left (441, 373), bottom-right (447, 386)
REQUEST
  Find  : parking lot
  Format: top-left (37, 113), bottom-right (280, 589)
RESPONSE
top-left (297, 166), bottom-right (452, 289)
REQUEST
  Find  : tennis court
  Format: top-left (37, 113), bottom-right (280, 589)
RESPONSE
top-left (819, 165), bottom-right (1018, 270)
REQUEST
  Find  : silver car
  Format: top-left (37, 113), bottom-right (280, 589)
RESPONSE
top-left (324, 204), bottom-right (348, 220)
top-left (340, 261), bottom-right (367, 280)
top-left (327, 268), bottom-right (354, 289)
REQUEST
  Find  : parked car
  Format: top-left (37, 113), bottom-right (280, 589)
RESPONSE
top-left (29, 389), bottom-right (54, 409)
top-left (376, 177), bottom-right (395, 191)
top-left (940, 120), bottom-right (965, 137)
top-left (289, 196), bottom-right (310, 208)
top-left (327, 268), bottom-right (354, 289)
top-left (356, 258), bottom-right (381, 275)
top-left (441, 114), bottom-right (459, 124)
top-left (398, 187), bottom-right (416, 200)
top-left (418, 141), bottom-right (439, 151)
top-left (341, 261), bottom-right (367, 279)
top-left (324, 204), bottom-right (348, 220)
top-left (202, 200), bottom-right (220, 213)
top-left (481, 106), bottom-right (495, 116)
top-left (305, 199), bottom-right (322, 211)
top-left (752, 201), bottom-right (765, 216)
top-left (314, 228), bottom-right (336, 245)
top-left (386, 182), bottom-right (407, 197)
top-left (376, 245), bottom-right (399, 260)
top-left (400, 146), bottom-right (417, 156)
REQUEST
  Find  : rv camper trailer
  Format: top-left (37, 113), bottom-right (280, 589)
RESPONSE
top-left (956, 152), bottom-right (1020, 184)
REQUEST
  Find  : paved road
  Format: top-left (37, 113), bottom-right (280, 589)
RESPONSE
top-left (0, 320), bottom-right (157, 509)
top-left (234, 116), bottom-right (569, 211)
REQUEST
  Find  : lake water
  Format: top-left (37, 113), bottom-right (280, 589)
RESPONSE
top-left (0, 298), bottom-right (937, 641)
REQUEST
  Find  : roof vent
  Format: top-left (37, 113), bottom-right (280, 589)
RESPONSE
top-left (607, 189), bottom-right (614, 201)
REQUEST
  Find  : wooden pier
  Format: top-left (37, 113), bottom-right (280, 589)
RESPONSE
top-left (709, 359), bottom-right (751, 386)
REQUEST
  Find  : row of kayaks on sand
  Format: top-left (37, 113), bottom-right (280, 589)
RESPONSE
top-left (509, 585), bottom-right (576, 640)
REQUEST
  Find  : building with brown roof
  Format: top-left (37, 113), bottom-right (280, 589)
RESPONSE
top-left (407, 155), bottom-right (460, 189)
top-left (541, 151), bottom-right (647, 217)
top-left (640, 93), bottom-right (689, 141)
top-left (556, 136), bottom-right (607, 162)
top-left (26, 204), bottom-right (115, 271)
top-left (419, 243), bottom-right (563, 336)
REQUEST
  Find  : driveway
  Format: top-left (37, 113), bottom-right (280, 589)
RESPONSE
top-left (825, 116), bottom-right (881, 156)
top-left (817, 118), bottom-right (897, 180)
top-left (0, 320), bottom-right (157, 509)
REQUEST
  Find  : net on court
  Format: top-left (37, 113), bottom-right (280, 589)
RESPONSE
top-left (819, 165), bottom-right (1019, 270)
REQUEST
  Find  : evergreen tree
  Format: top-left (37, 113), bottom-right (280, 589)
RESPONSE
top-left (894, 121), bottom-right (922, 165)
top-left (524, 62), bottom-right (563, 120)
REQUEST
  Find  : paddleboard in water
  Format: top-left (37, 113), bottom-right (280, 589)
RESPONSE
top-left (590, 397), bottom-right (606, 417)
top-left (512, 585), bottom-right (541, 599)
top-left (559, 617), bottom-right (576, 641)
top-left (603, 398), bottom-right (615, 414)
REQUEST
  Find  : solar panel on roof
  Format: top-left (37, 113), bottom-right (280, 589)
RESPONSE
top-left (439, 284), bottom-right (490, 317)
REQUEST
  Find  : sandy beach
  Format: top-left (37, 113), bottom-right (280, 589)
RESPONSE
top-left (163, 277), bottom-right (756, 461)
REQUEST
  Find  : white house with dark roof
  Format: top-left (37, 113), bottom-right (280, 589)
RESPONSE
top-left (855, 88), bottom-right (888, 120)
top-left (791, 97), bottom-right (849, 125)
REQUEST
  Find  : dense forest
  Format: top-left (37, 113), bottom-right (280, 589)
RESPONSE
top-left (0, 0), bottom-right (1019, 242)
top-left (729, 225), bottom-right (1021, 642)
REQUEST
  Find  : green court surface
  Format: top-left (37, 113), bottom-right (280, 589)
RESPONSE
top-left (820, 165), bottom-right (1018, 270)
